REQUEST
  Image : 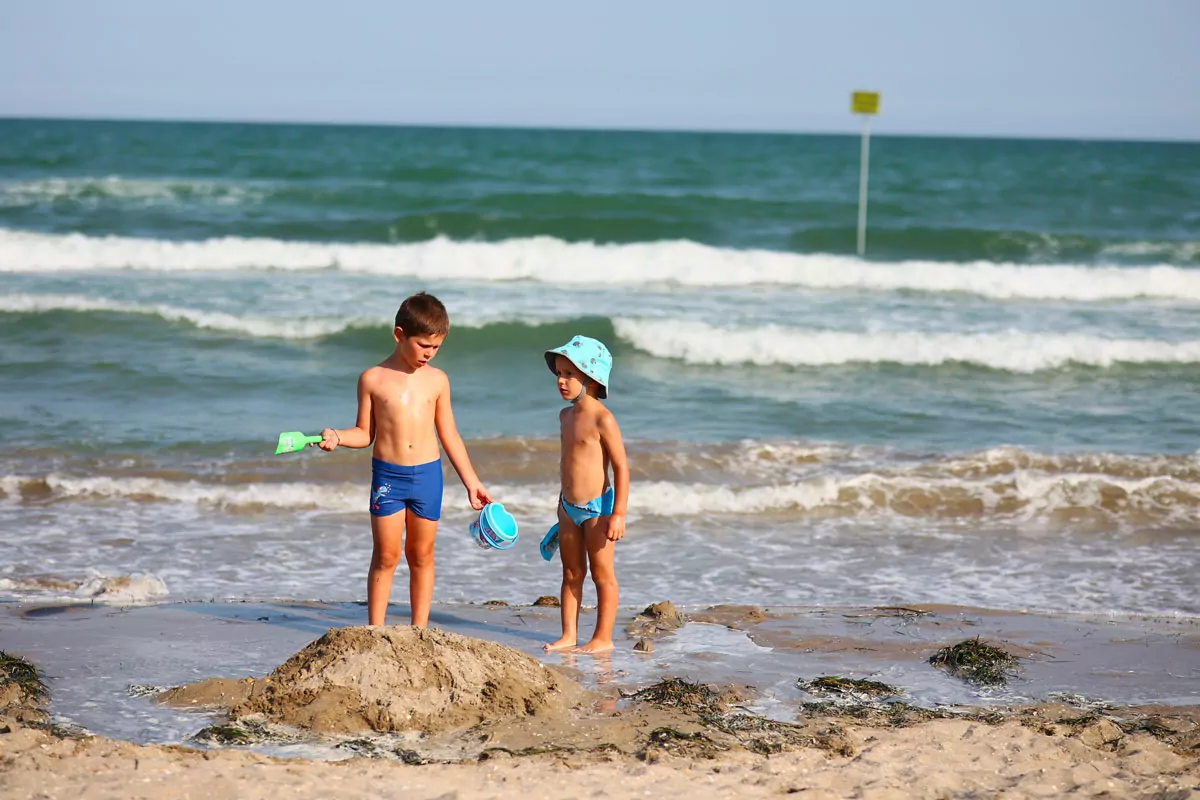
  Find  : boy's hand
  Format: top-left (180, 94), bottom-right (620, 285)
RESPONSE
top-left (468, 483), bottom-right (492, 510)
top-left (604, 514), bottom-right (626, 542)
top-left (318, 428), bottom-right (340, 451)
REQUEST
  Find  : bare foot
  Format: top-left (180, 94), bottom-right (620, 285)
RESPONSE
top-left (574, 639), bottom-right (615, 654)
top-left (544, 635), bottom-right (577, 652)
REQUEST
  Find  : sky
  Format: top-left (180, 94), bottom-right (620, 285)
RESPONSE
top-left (2, 0), bottom-right (1198, 140)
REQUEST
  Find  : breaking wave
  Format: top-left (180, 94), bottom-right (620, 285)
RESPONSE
top-left (615, 319), bottom-right (1200, 372)
top-left (4, 443), bottom-right (1198, 530)
top-left (2, 230), bottom-right (1198, 302)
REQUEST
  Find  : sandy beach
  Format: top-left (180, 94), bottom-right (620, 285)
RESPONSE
top-left (3, 599), bottom-right (1198, 798)
top-left (3, 710), bottom-right (1198, 800)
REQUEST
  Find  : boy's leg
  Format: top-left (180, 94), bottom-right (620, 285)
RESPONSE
top-left (404, 509), bottom-right (439, 628)
top-left (545, 505), bottom-right (587, 651)
top-left (367, 512), bottom-right (406, 626)
top-left (577, 515), bottom-right (619, 653)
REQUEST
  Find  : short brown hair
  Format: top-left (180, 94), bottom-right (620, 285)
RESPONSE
top-left (395, 292), bottom-right (450, 336)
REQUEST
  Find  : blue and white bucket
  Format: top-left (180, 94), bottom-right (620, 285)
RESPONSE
top-left (469, 503), bottom-right (519, 550)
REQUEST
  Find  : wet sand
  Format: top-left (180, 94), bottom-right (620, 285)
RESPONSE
top-left (2, 599), bottom-right (1198, 798)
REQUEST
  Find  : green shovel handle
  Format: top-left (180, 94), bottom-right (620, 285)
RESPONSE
top-left (274, 431), bottom-right (328, 455)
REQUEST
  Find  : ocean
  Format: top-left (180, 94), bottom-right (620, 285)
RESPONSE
top-left (2, 118), bottom-right (1198, 620)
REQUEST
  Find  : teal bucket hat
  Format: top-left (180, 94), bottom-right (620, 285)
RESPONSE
top-left (544, 335), bottom-right (612, 398)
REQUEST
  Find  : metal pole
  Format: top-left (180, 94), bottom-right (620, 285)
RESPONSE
top-left (856, 114), bottom-right (871, 257)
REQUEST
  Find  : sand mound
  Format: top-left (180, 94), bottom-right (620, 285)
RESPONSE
top-left (169, 626), bottom-right (584, 736)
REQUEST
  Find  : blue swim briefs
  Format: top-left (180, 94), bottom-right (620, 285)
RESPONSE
top-left (560, 487), bottom-right (615, 526)
top-left (370, 458), bottom-right (443, 521)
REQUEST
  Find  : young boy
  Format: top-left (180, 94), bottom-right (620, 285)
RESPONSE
top-left (541, 335), bottom-right (630, 653)
top-left (318, 292), bottom-right (491, 628)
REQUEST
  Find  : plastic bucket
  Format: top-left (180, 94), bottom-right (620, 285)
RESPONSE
top-left (469, 503), bottom-right (519, 550)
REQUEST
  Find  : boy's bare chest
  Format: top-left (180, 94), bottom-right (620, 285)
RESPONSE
top-left (374, 377), bottom-right (436, 412)
top-left (560, 413), bottom-right (600, 446)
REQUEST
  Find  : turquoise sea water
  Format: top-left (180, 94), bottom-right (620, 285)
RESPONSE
top-left (1, 119), bottom-right (1198, 616)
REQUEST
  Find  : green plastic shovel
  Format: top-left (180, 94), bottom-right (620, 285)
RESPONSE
top-left (274, 431), bottom-right (323, 455)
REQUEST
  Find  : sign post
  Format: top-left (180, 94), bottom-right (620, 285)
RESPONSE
top-left (851, 91), bottom-right (880, 257)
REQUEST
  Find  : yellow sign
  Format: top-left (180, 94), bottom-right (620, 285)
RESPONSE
top-left (852, 91), bottom-right (881, 115)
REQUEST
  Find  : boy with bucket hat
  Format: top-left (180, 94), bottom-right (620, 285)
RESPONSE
top-left (541, 335), bottom-right (630, 653)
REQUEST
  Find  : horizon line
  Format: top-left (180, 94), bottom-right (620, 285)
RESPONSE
top-left (2, 113), bottom-right (1197, 146)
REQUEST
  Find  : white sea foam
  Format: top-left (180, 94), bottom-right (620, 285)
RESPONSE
top-left (0, 292), bottom-right (558, 339)
top-left (0, 293), bottom-right (357, 339)
top-left (74, 572), bottom-right (170, 603)
top-left (1099, 240), bottom-right (1200, 263)
top-left (615, 318), bottom-right (1200, 371)
top-left (1, 230), bottom-right (1197, 301)
top-left (0, 571), bottom-right (169, 603)
top-left (0, 474), bottom-right (364, 512)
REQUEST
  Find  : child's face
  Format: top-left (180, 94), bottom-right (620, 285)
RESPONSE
top-left (395, 329), bottom-right (445, 369)
top-left (553, 354), bottom-right (586, 400)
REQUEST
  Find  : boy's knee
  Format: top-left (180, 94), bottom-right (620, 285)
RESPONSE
top-left (372, 550), bottom-right (402, 572)
top-left (405, 545), bottom-right (435, 570)
top-left (591, 574), bottom-right (618, 593)
top-left (563, 567), bottom-right (587, 586)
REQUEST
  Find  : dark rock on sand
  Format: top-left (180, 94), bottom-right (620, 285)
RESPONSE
top-left (626, 601), bottom-right (686, 639)
top-left (1078, 718), bottom-right (1125, 750)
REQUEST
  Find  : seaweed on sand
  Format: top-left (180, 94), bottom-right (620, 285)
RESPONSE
top-left (192, 717), bottom-right (306, 747)
top-left (640, 726), bottom-right (728, 761)
top-left (628, 678), bottom-right (831, 756)
top-left (0, 650), bottom-right (49, 705)
top-left (193, 724), bottom-right (255, 745)
top-left (627, 677), bottom-right (727, 717)
top-left (796, 674), bottom-right (1010, 729)
top-left (799, 676), bottom-right (903, 699)
top-left (799, 697), bottom-right (1004, 729)
top-left (929, 637), bottom-right (1020, 686)
top-left (0, 651), bottom-right (82, 735)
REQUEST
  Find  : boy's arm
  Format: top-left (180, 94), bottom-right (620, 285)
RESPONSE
top-left (434, 373), bottom-right (492, 510)
top-left (599, 411), bottom-right (629, 542)
top-left (319, 371), bottom-right (375, 450)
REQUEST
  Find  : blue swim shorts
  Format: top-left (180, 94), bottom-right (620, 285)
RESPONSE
top-left (560, 487), bottom-right (615, 526)
top-left (370, 458), bottom-right (443, 521)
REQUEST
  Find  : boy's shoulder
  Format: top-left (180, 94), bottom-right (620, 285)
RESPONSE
top-left (423, 365), bottom-right (450, 390)
top-left (359, 362), bottom-right (398, 386)
top-left (580, 398), bottom-right (617, 424)
top-left (595, 401), bottom-right (618, 426)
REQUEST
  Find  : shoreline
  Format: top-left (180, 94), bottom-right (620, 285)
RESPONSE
top-left (3, 598), bottom-right (1199, 798)
top-left (3, 598), bottom-right (1196, 738)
